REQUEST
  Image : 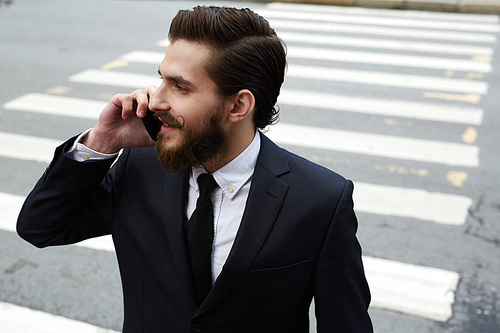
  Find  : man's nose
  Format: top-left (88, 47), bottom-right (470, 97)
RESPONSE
top-left (148, 88), bottom-right (170, 112)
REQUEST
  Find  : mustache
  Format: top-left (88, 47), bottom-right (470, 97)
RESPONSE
top-left (153, 111), bottom-right (185, 129)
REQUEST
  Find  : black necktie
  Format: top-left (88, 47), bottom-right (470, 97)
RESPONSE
top-left (186, 173), bottom-right (219, 306)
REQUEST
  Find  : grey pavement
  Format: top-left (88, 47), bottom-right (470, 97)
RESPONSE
top-left (1, 0), bottom-right (500, 332)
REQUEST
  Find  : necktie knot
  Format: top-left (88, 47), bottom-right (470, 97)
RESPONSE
top-left (197, 173), bottom-right (218, 199)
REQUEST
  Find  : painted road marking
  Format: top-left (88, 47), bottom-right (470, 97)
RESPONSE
top-left (120, 48), bottom-right (490, 93)
top-left (287, 65), bottom-right (488, 95)
top-left (268, 19), bottom-right (496, 43)
top-left (353, 183), bottom-right (472, 225)
top-left (363, 256), bottom-right (460, 322)
top-left (0, 301), bottom-right (119, 333)
top-left (2, 86), bottom-right (485, 128)
top-left (277, 32), bottom-right (494, 56)
top-left (0, 192), bottom-right (115, 251)
top-left (0, 191), bottom-right (460, 322)
top-left (462, 127), bottom-right (478, 144)
top-left (101, 59), bottom-right (130, 71)
top-left (122, 48), bottom-right (493, 75)
top-left (446, 171), bottom-right (469, 188)
top-left (69, 69), bottom-right (161, 89)
top-left (256, 9), bottom-right (500, 33)
top-left (423, 92), bottom-right (482, 104)
top-left (287, 46), bottom-right (492, 72)
top-left (120, 50), bottom-right (163, 63)
top-left (149, 40), bottom-right (495, 71)
top-left (0, 121), bottom-right (479, 168)
top-left (0, 192), bottom-right (25, 233)
top-left (46, 86), bottom-right (72, 95)
top-left (77, 63), bottom-right (488, 96)
top-left (0, 132), bottom-right (60, 164)
top-left (0, 120), bottom-right (479, 168)
top-left (266, 2), bottom-right (499, 23)
top-left (266, 123), bottom-right (479, 167)
top-left (279, 89), bottom-right (483, 125)
top-left (3, 93), bottom-right (106, 119)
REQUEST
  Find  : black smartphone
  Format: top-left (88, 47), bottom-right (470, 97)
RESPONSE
top-left (141, 108), bottom-right (162, 141)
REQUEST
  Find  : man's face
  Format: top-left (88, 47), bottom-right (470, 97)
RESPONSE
top-left (149, 40), bottom-right (228, 172)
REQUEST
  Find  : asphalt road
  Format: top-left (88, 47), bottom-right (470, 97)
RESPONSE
top-left (1, 0), bottom-right (500, 332)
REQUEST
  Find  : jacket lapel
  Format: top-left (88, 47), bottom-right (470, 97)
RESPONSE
top-left (197, 133), bottom-right (290, 315)
top-left (161, 170), bottom-right (197, 301)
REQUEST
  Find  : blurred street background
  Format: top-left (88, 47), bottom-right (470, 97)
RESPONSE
top-left (1, 0), bottom-right (499, 332)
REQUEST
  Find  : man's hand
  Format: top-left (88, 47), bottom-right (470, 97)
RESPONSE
top-left (83, 87), bottom-right (158, 154)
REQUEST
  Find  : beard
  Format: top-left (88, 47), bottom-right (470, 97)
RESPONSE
top-left (154, 106), bottom-right (227, 173)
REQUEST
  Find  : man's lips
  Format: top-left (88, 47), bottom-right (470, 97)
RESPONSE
top-left (161, 123), bottom-right (176, 134)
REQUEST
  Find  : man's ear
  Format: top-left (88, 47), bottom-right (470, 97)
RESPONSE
top-left (225, 89), bottom-right (255, 124)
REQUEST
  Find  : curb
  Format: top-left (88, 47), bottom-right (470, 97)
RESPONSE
top-left (271, 0), bottom-right (500, 14)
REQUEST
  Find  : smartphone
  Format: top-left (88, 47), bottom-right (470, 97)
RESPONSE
top-left (141, 108), bottom-right (162, 141)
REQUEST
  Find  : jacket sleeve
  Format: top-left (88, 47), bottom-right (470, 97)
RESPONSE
top-left (16, 136), bottom-right (127, 248)
top-left (314, 180), bottom-right (373, 332)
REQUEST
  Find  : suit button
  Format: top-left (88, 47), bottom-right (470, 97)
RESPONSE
top-left (191, 323), bottom-right (202, 332)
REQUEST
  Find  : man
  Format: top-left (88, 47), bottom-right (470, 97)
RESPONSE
top-left (17, 6), bottom-right (373, 333)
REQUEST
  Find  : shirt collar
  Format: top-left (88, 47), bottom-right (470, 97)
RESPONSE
top-left (191, 131), bottom-right (261, 199)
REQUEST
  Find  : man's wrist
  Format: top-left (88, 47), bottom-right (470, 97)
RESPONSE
top-left (66, 129), bottom-right (119, 162)
top-left (82, 129), bottom-right (121, 155)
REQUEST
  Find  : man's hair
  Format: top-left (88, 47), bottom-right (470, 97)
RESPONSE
top-left (168, 6), bottom-right (287, 129)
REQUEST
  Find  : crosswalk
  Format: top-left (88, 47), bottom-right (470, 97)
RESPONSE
top-left (1, 2), bottom-right (498, 331)
top-left (0, 301), bottom-right (119, 333)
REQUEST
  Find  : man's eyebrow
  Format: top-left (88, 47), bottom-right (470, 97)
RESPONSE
top-left (158, 69), bottom-right (193, 87)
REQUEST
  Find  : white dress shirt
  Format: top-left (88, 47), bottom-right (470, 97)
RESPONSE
top-left (67, 130), bottom-right (261, 284)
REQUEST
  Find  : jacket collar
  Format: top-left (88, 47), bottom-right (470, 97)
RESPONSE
top-left (161, 170), bottom-right (198, 310)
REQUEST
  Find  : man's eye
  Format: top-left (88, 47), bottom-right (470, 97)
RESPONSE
top-left (175, 84), bottom-right (188, 92)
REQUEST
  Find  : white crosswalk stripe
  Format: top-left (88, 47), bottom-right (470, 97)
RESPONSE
top-left (120, 47), bottom-right (490, 94)
top-left (69, 69), bottom-right (161, 88)
top-left (287, 65), bottom-right (489, 94)
top-left (70, 66), bottom-right (489, 96)
top-left (133, 44), bottom-right (493, 72)
top-left (120, 50), bottom-right (490, 94)
top-left (0, 301), bottom-right (119, 333)
top-left (2, 1), bottom-right (497, 328)
top-left (266, 2), bottom-right (500, 23)
top-left (267, 123), bottom-right (479, 167)
top-left (4, 93), bottom-right (107, 119)
top-left (287, 46), bottom-right (492, 72)
top-left (363, 257), bottom-right (459, 322)
top-left (120, 50), bottom-right (164, 63)
top-left (0, 116), bottom-right (480, 167)
top-left (278, 89), bottom-right (483, 125)
top-left (3, 89), bottom-right (485, 126)
top-left (353, 183), bottom-right (472, 225)
top-left (268, 19), bottom-right (497, 43)
top-left (256, 9), bottom-right (500, 33)
top-left (276, 32), bottom-right (494, 56)
top-left (0, 131), bottom-right (60, 164)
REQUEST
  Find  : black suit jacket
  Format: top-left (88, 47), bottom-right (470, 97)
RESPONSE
top-left (17, 133), bottom-right (373, 332)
